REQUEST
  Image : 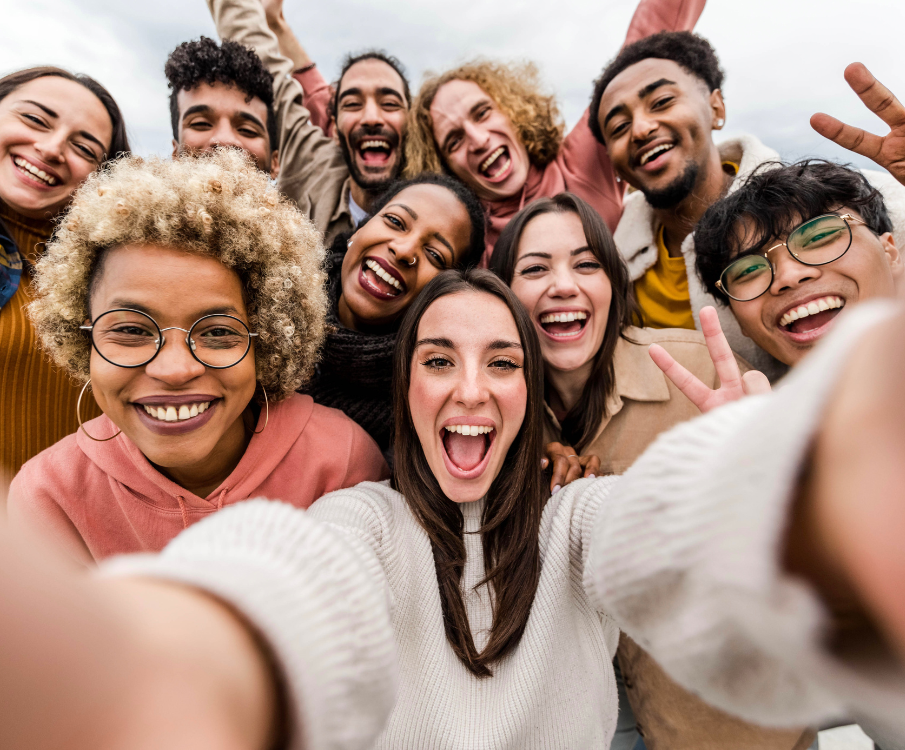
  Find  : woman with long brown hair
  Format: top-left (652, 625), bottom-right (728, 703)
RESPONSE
top-left (0, 65), bottom-right (130, 477)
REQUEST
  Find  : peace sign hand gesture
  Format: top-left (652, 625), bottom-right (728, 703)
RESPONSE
top-left (811, 63), bottom-right (905, 186)
top-left (648, 306), bottom-right (772, 414)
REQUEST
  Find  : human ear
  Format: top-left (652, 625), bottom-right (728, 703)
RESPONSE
top-left (879, 231), bottom-right (904, 282)
top-left (269, 149), bottom-right (281, 180)
top-left (710, 89), bottom-right (727, 130)
top-left (171, 138), bottom-right (180, 159)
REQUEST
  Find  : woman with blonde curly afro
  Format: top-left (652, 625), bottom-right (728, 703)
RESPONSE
top-left (404, 0), bottom-right (705, 264)
top-left (7, 150), bottom-right (387, 564)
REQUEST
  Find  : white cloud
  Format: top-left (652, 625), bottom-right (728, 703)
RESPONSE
top-left (1, 0), bottom-right (902, 169)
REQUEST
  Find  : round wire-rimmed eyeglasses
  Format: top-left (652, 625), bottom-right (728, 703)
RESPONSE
top-left (80, 309), bottom-right (258, 369)
top-left (715, 213), bottom-right (867, 302)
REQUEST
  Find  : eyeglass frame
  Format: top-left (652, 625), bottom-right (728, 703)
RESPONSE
top-left (80, 309), bottom-right (259, 370)
top-left (714, 213), bottom-right (867, 302)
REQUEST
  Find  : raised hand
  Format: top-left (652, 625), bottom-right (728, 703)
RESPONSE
top-left (542, 441), bottom-right (601, 493)
top-left (811, 63), bottom-right (905, 186)
top-left (648, 306), bottom-right (771, 414)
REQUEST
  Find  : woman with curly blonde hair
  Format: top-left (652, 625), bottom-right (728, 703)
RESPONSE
top-left (7, 150), bottom-right (387, 564)
top-left (404, 0), bottom-right (705, 264)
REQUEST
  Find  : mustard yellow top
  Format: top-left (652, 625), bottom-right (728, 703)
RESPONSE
top-left (633, 161), bottom-right (740, 330)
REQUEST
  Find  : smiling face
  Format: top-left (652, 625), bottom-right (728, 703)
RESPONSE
top-left (597, 59), bottom-right (724, 207)
top-left (429, 79), bottom-right (530, 202)
top-left (334, 58), bottom-right (408, 192)
top-left (88, 244), bottom-right (257, 490)
top-left (409, 290), bottom-right (527, 502)
top-left (174, 82), bottom-right (278, 177)
top-left (0, 76), bottom-right (113, 219)
top-left (727, 210), bottom-right (903, 366)
top-left (337, 183), bottom-right (472, 330)
top-left (509, 211), bottom-right (612, 376)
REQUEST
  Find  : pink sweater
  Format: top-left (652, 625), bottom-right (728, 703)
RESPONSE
top-left (7, 393), bottom-right (388, 564)
top-left (293, 0), bottom-right (706, 265)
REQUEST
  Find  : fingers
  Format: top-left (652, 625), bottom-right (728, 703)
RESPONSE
top-left (649, 343), bottom-right (713, 412)
top-left (741, 369), bottom-right (772, 396)
top-left (699, 306), bottom-right (742, 391)
top-left (810, 112), bottom-right (884, 161)
top-left (844, 62), bottom-right (905, 130)
top-left (581, 454), bottom-right (601, 478)
top-left (544, 442), bottom-right (584, 492)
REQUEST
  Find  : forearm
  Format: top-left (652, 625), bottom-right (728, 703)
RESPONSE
top-left (268, 14), bottom-right (312, 70)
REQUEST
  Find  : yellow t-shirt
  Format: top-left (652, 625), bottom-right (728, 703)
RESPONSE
top-left (633, 226), bottom-right (696, 330)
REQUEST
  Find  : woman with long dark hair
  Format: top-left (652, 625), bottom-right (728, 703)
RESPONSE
top-left (0, 66), bottom-right (130, 476)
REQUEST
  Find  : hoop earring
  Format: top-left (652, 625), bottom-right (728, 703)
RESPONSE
top-left (253, 384), bottom-right (269, 434)
top-left (77, 380), bottom-right (121, 442)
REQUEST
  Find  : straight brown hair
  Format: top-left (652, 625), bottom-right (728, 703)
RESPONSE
top-left (391, 268), bottom-right (547, 677)
top-left (0, 66), bottom-right (130, 162)
top-left (490, 193), bottom-right (639, 451)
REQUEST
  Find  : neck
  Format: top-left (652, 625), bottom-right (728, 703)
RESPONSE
top-left (545, 359), bottom-right (594, 417)
top-left (654, 147), bottom-right (732, 258)
top-left (349, 181), bottom-right (380, 215)
top-left (155, 410), bottom-right (252, 499)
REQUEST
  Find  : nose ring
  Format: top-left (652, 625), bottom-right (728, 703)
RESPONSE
top-left (405, 257), bottom-right (416, 266)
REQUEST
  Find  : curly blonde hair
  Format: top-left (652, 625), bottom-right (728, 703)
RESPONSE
top-left (405, 60), bottom-right (565, 179)
top-left (28, 150), bottom-right (327, 400)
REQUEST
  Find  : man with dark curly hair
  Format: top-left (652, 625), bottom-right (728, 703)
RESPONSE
top-left (166, 36), bottom-right (281, 177)
top-left (589, 31), bottom-right (904, 383)
top-left (201, 0), bottom-right (410, 248)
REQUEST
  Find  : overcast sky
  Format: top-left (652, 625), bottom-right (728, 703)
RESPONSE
top-left (2, 0), bottom-right (903, 171)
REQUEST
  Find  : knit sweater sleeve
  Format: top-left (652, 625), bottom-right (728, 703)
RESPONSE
top-left (584, 302), bottom-right (905, 731)
top-left (101, 497), bottom-right (397, 750)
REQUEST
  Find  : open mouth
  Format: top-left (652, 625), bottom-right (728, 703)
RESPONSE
top-left (13, 155), bottom-right (59, 186)
top-left (635, 141), bottom-right (676, 169)
top-left (140, 401), bottom-right (212, 422)
top-left (359, 257), bottom-right (406, 300)
top-left (133, 397), bottom-right (220, 435)
top-left (357, 139), bottom-right (393, 166)
top-left (478, 146), bottom-right (512, 182)
top-left (538, 310), bottom-right (588, 339)
top-left (778, 295), bottom-right (845, 340)
top-left (441, 423), bottom-right (496, 478)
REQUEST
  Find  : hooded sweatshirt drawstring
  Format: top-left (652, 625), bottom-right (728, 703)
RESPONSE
top-left (215, 487), bottom-right (227, 511)
top-left (175, 495), bottom-right (189, 530)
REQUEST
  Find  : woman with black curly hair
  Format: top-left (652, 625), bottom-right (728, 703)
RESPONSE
top-left (6, 150), bottom-right (387, 564)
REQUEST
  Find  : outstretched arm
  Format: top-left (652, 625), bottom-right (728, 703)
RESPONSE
top-left (262, 0), bottom-right (311, 70)
top-left (811, 63), bottom-right (905, 186)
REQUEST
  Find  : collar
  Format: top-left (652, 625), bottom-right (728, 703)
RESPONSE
top-left (330, 176), bottom-right (355, 227)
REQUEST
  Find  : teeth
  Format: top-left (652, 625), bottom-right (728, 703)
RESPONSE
top-left (444, 425), bottom-right (494, 436)
top-left (779, 296), bottom-right (844, 328)
top-left (365, 259), bottom-right (403, 290)
top-left (360, 140), bottom-right (390, 151)
top-left (480, 146), bottom-right (505, 172)
top-left (14, 156), bottom-right (58, 185)
top-left (539, 311), bottom-right (588, 324)
top-left (141, 401), bottom-right (211, 422)
top-left (639, 143), bottom-right (674, 166)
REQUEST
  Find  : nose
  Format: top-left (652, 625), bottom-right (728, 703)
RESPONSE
top-left (768, 247), bottom-right (821, 294)
top-left (631, 113), bottom-right (657, 143)
top-left (452, 359), bottom-right (490, 409)
top-left (34, 130), bottom-right (66, 164)
top-left (463, 121), bottom-right (490, 154)
top-left (388, 236), bottom-right (418, 269)
top-left (361, 97), bottom-right (384, 126)
top-left (143, 331), bottom-right (207, 385)
top-left (207, 121), bottom-right (244, 150)
top-left (547, 264), bottom-right (581, 299)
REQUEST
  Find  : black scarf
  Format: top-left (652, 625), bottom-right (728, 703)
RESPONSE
top-left (304, 237), bottom-right (398, 452)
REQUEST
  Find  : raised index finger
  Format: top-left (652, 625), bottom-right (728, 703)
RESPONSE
top-left (844, 62), bottom-right (905, 131)
top-left (699, 306), bottom-right (741, 391)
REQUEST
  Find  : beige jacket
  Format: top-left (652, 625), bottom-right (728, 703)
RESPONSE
top-left (545, 326), bottom-right (814, 750)
top-left (208, 0), bottom-right (354, 248)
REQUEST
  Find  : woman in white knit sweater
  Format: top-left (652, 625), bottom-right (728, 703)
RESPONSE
top-left (2, 269), bottom-right (905, 750)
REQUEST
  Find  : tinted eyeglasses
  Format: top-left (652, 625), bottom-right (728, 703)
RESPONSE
top-left (80, 309), bottom-right (257, 369)
top-left (715, 213), bottom-right (867, 302)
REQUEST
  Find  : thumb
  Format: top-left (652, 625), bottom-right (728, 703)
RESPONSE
top-left (741, 369), bottom-right (772, 396)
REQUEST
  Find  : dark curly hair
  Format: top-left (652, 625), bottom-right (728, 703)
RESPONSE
top-left (367, 173), bottom-right (486, 268)
top-left (695, 159), bottom-right (893, 303)
top-left (328, 50), bottom-right (411, 121)
top-left (589, 31), bottom-right (724, 143)
top-left (165, 36), bottom-right (277, 150)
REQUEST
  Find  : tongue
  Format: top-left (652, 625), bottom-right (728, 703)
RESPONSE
top-left (543, 321), bottom-right (583, 336)
top-left (444, 432), bottom-right (487, 472)
top-left (484, 152), bottom-right (508, 179)
top-left (361, 149), bottom-right (390, 164)
top-left (788, 308), bottom-right (840, 333)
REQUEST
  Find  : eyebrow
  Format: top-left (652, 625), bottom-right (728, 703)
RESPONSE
top-left (415, 337), bottom-right (523, 351)
top-left (440, 98), bottom-right (491, 153)
top-left (489, 339), bottom-right (522, 350)
top-left (517, 246), bottom-right (592, 262)
top-left (104, 301), bottom-right (243, 319)
top-left (20, 99), bottom-right (106, 152)
top-left (236, 111), bottom-right (266, 131)
top-left (602, 78), bottom-right (676, 130)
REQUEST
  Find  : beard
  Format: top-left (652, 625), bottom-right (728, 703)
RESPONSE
top-left (641, 159), bottom-right (700, 210)
top-left (338, 125), bottom-right (404, 194)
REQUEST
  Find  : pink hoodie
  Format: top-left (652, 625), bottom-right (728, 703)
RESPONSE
top-left (7, 393), bottom-right (388, 564)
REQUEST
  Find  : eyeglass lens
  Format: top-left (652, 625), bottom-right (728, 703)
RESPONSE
top-left (720, 215), bottom-right (852, 301)
top-left (90, 310), bottom-right (252, 368)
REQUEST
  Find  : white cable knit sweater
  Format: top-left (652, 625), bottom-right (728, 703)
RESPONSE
top-left (105, 303), bottom-right (905, 750)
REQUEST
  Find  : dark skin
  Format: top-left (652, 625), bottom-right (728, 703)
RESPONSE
top-left (598, 59), bottom-right (731, 257)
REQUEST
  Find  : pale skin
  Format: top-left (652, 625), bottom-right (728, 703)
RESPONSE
top-left (0, 76), bottom-right (113, 219)
top-left (2, 299), bottom-right (905, 748)
top-left (598, 59), bottom-right (731, 257)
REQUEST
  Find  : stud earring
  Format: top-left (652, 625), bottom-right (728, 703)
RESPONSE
top-left (716, 118), bottom-right (724, 127)
top-left (347, 238), bottom-right (354, 248)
